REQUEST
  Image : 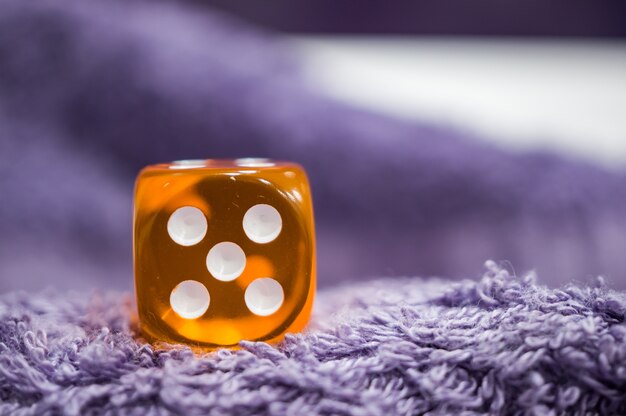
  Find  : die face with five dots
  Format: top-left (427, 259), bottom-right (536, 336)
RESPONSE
top-left (133, 159), bottom-right (316, 347)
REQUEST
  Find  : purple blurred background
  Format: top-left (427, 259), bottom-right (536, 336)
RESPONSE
top-left (203, 0), bottom-right (626, 37)
top-left (0, 0), bottom-right (625, 293)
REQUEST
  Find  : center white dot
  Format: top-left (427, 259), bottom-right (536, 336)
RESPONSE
top-left (170, 280), bottom-right (210, 319)
top-left (206, 242), bottom-right (246, 281)
top-left (243, 204), bottom-right (282, 244)
top-left (167, 206), bottom-right (207, 246)
top-left (245, 278), bottom-right (284, 316)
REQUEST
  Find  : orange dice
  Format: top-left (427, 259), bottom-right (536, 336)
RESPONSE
top-left (133, 159), bottom-right (316, 347)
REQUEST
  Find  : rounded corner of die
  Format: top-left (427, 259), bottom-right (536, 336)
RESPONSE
top-left (136, 164), bottom-right (159, 179)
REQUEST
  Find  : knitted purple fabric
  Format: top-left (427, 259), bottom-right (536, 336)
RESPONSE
top-left (1, 262), bottom-right (625, 415)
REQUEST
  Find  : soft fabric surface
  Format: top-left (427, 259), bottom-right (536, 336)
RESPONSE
top-left (1, 0), bottom-right (626, 293)
top-left (1, 262), bottom-right (625, 415)
top-left (1, 3), bottom-right (625, 413)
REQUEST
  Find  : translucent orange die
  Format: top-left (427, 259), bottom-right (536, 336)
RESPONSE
top-left (133, 159), bottom-right (316, 347)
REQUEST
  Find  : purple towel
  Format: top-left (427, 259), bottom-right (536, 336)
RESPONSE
top-left (0, 3), bottom-right (625, 413)
top-left (0, 0), bottom-right (625, 293)
top-left (1, 262), bottom-right (625, 414)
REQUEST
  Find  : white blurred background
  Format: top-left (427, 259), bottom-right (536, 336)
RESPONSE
top-left (293, 37), bottom-right (626, 169)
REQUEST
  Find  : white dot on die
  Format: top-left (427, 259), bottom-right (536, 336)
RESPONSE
top-left (170, 280), bottom-right (210, 319)
top-left (206, 242), bottom-right (246, 281)
top-left (167, 206), bottom-right (208, 246)
top-left (243, 204), bottom-right (282, 244)
top-left (245, 278), bottom-right (284, 316)
top-left (169, 159), bottom-right (208, 169)
top-left (235, 158), bottom-right (275, 168)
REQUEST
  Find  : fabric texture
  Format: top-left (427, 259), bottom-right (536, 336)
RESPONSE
top-left (1, 3), bottom-right (626, 414)
top-left (1, 262), bottom-right (625, 415)
top-left (1, 0), bottom-right (626, 293)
